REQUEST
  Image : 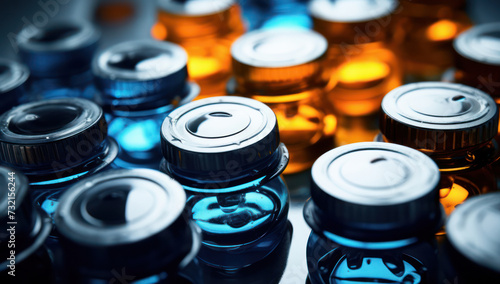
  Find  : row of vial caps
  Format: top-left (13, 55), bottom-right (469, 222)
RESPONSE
top-left (0, 0), bottom-right (499, 283)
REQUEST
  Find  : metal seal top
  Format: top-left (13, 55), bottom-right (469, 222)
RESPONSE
top-left (94, 40), bottom-right (197, 110)
top-left (447, 193), bottom-right (500, 274)
top-left (55, 169), bottom-right (198, 276)
top-left (157, 0), bottom-right (235, 16)
top-left (305, 142), bottom-right (442, 243)
top-left (161, 96), bottom-right (280, 172)
top-left (17, 21), bottom-right (100, 77)
top-left (309, 0), bottom-right (397, 23)
top-left (455, 23), bottom-right (500, 66)
top-left (380, 82), bottom-right (498, 151)
top-left (0, 98), bottom-right (108, 169)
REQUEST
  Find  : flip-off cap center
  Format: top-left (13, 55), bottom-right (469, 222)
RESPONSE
top-left (8, 105), bottom-right (81, 135)
top-left (108, 49), bottom-right (174, 73)
top-left (186, 111), bottom-right (251, 138)
top-left (29, 26), bottom-right (81, 43)
top-left (408, 91), bottom-right (472, 117)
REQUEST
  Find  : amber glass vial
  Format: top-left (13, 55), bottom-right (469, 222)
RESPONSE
top-left (230, 29), bottom-right (336, 174)
top-left (392, 0), bottom-right (471, 81)
top-left (153, 0), bottom-right (244, 99)
top-left (448, 23), bottom-right (500, 102)
top-left (379, 82), bottom-right (500, 218)
top-left (308, 0), bottom-right (402, 117)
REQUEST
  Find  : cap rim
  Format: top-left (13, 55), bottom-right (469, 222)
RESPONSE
top-left (308, 0), bottom-right (397, 23)
top-left (454, 23), bottom-right (500, 66)
top-left (157, 0), bottom-right (234, 16)
top-left (0, 59), bottom-right (30, 93)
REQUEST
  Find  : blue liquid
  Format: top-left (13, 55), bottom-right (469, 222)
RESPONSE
top-left (187, 177), bottom-right (289, 269)
top-left (106, 108), bottom-right (171, 169)
top-left (307, 233), bottom-right (431, 284)
top-left (240, 0), bottom-right (311, 30)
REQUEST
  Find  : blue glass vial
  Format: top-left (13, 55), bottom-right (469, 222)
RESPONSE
top-left (93, 40), bottom-right (199, 169)
top-left (55, 169), bottom-right (201, 284)
top-left (0, 167), bottom-right (53, 283)
top-left (239, 0), bottom-right (311, 30)
top-left (17, 21), bottom-right (100, 101)
top-left (444, 193), bottom-right (500, 283)
top-left (160, 96), bottom-right (290, 269)
top-left (304, 142), bottom-right (444, 284)
top-left (0, 98), bottom-right (118, 219)
top-left (0, 59), bottom-right (29, 115)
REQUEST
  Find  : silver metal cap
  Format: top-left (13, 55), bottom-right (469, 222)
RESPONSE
top-left (380, 82), bottom-right (498, 151)
top-left (93, 40), bottom-right (197, 110)
top-left (55, 169), bottom-right (199, 277)
top-left (447, 192), bottom-right (500, 274)
top-left (161, 96), bottom-right (281, 173)
top-left (309, 0), bottom-right (397, 23)
top-left (454, 22), bottom-right (500, 67)
top-left (0, 59), bottom-right (29, 114)
top-left (157, 0), bottom-right (234, 16)
top-left (304, 142), bottom-right (442, 242)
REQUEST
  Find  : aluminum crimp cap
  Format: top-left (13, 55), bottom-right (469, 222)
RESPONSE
top-left (0, 98), bottom-right (108, 169)
top-left (304, 142), bottom-right (442, 243)
top-left (93, 40), bottom-right (199, 111)
top-left (380, 82), bottom-right (498, 152)
top-left (55, 169), bottom-right (200, 277)
top-left (161, 96), bottom-right (284, 173)
top-left (17, 20), bottom-right (100, 77)
top-left (158, 0), bottom-right (234, 16)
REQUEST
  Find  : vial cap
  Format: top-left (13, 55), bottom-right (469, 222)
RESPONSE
top-left (0, 167), bottom-right (51, 246)
top-left (161, 96), bottom-right (280, 172)
top-left (454, 23), bottom-right (500, 74)
top-left (0, 59), bottom-right (29, 114)
top-left (309, 0), bottom-right (396, 23)
top-left (55, 169), bottom-right (198, 276)
top-left (0, 98), bottom-right (108, 169)
top-left (380, 82), bottom-right (498, 151)
top-left (94, 40), bottom-right (197, 110)
top-left (305, 142), bottom-right (442, 242)
top-left (447, 193), bottom-right (500, 274)
top-left (231, 29), bottom-right (328, 88)
top-left (157, 0), bottom-right (234, 16)
top-left (17, 21), bottom-right (100, 77)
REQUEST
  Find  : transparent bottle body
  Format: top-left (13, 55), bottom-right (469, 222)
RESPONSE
top-left (234, 86), bottom-right (336, 174)
top-left (153, 5), bottom-right (244, 99)
top-left (306, 232), bottom-right (438, 284)
top-left (163, 158), bottom-right (290, 269)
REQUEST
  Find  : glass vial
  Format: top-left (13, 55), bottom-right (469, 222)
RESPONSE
top-left (304, 142), bottom-right (443, 284)
top-left (160, 96), bottom-right (290, 269)
top-left (444, 193), bottom-right (500, 283)
top-left (0, 98), bottom-right (119, 219)
top-left (444, 23), bottom-right (500, 102)
top-left (379, 82), bottom-right (500, 217)
top-left (309, 0), bottom-right (403, 117)
top-left (55, 169), bottom-right (201, 283)
top-left (93, 40), bottom-right (199, 169)
top-left (16, 21), bottom-right (100, 101)
top-left (0, 167), bottom-right (53, 283)
top-left (391, 0), bottom-right (471, 81)
top-left (230, 29), bottom-right (336, 174)
top-left (0, 59), bottom-right (29, 115)
top-left (152, 0), bottom-right (245, 99)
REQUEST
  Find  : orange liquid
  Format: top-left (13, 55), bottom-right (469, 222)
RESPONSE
top-left (391, 1), bottom-right (471, 81)
top-left (153, 4), bottom-right (244, 99)
top-left (325, 42), bottom-right (402, 116)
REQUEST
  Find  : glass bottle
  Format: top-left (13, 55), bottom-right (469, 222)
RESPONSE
top-left (378, 82), bottom-right (500, 218)
top-left (93, 40), bottom-right (199, 169)
top-left (443, 193), bottom-right (500, 283)
top-left (160, 96), bottom-right (290, 269)
top-left (308, 0), bottom-right (402, 117)
top-left (16, 20), bottom-right (100, 101)
top-left (55, 169), bottom-right (201, 283)
top-left (0, 59), bottom-right (29, 115)
top-left (0, 98), bottom-right (118, 220)
top-left (0, 167), bottom-right (53, 283)
top-left (229, 28), bottom-right (336, 174)
top-left (304, 142), bottom-right (443, 284)
top-left (391, 0), bottom-right (471, 81)
top-left (443, 23), bottom-right (500, 103)
top-left (152, 0), bottom-right (245, 99)
top-left (239, 0), bottom-right (312, 30)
